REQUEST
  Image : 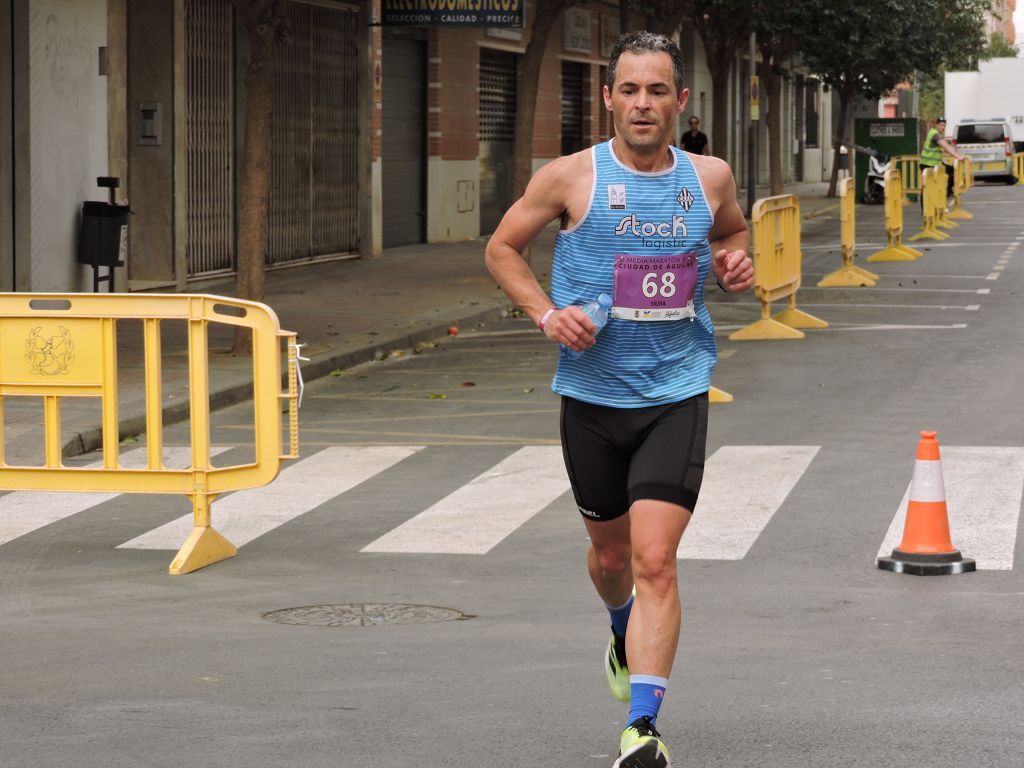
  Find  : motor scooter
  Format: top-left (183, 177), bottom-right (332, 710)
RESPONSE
top-left (843, 142), bottom-right (891, 204)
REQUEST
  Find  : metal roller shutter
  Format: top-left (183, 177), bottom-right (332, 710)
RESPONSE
top-left (479, 48), bottom-right (517, 236)
top-left (382, 34), bottom-right (426, 248)
top-left (561, 61), bottom-right (585, 156)
top-left (185, 0), bottom-right (235, 278)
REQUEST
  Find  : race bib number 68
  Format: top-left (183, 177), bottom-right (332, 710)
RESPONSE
top-left (611, 253), bottom-right (698, 321)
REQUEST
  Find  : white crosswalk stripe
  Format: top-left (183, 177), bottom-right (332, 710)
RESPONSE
top-left (5, 444), bottom-right (1024, 570)
top-left (877, 447), bottom-right (1024, 570)
top-left (361, 445), bottom-right (569, 554)
top-left (0, 447), bottom-right (229, 546)
top-left (118, 445), bottom-right (421, 550)
top-left (678, 446), bottom-right (821, 560)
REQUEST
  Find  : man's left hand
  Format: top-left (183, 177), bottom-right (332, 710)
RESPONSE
top-left (713, 249), bottom-right (754, 292)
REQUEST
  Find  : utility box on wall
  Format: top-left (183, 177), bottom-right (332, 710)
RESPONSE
top-left (854, 118), bottom-right (919, 202)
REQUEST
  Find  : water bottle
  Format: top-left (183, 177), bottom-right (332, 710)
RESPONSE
top-left (560, 293), bottom-right (613, 361)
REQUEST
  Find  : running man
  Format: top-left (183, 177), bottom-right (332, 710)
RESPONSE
top-left (485, 31), bottom-right (753, 768)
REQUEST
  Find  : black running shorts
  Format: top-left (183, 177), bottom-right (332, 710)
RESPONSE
top-left (559, 393), bottom-right (708, 522)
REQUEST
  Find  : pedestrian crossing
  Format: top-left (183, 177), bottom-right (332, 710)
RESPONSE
top-left (2, 444), bottom-right (1023, 570)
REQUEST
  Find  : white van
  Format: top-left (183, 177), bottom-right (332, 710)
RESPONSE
top-left (952, 119), bottom-right (1017, 183)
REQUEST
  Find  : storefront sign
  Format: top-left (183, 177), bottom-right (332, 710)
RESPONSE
top-left (381, 0), bottom-right (524, 27)
top-left (869, 123), bottom-right (906, 138)
top-left (600, 14), bottom-right (620, 57)
top-left (563, 8), bottom-right (591, 54)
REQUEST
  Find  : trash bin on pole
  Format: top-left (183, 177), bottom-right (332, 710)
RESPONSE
top-left (78, 177), bottom-right (129, 292)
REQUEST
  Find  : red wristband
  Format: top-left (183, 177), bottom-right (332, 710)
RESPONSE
top-left (538, 308), bottom-right (556, 331)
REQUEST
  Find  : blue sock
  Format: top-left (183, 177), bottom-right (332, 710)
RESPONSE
top-left (629, 675), bottom-right (668, 726)
top-left (606, 593), bottom-right (634, 639)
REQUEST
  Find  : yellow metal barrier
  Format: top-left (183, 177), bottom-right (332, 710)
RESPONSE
top-left (868, 168), bottom-right (923, 262)
top-left (818, 177), bottom-right (879, 287)
top-left (893, 155), bottom-right (920, 204)
top-left (946, 158), bottom-right (973, 220)
top-left (0, 293), bottom-right (300, 575)
top-left (1015, 152), bottom-right (1024, 185)
top-left (908, 167), bottom-right (950, 242)
top-left (729, 194), bottom-right (827, 341)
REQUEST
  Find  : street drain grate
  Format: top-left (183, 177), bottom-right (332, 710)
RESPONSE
top-left (261, 603), bottom-right (467, 627)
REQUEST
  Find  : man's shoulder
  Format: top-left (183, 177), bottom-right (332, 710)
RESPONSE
top-left (535, 147), bottom-right (593, 183)
top-left (527, 148), bottom-right (593, 197)
top-left (688, 152), bottom-right (730, 180)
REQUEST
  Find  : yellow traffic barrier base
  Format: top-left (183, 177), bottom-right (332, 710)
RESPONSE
top-left (1015, 152), bottom-right (1024, 185)
top-left (818, 177), bottom-right (878, 287)
top-left (170, 524), bottom-right (238, 576)
top-left (0, 293), bottom-right (301, 575)
top-left (773, 299), bottom-right (829, 330)
top-left (709, 385), bottom-right (733, 404)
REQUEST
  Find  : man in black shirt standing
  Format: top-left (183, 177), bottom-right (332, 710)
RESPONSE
top-left (680, 116), bottom-right (709, 155)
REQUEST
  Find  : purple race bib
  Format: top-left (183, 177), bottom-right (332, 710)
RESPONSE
top-left (611, 253), bottom-right (698, 321)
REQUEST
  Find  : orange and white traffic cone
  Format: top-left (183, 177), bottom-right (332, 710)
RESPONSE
top-left (877, 431), bottom-right (976, 576)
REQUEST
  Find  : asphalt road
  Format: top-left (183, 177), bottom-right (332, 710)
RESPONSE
top-left (1, 181), bottom-right (1023, 768)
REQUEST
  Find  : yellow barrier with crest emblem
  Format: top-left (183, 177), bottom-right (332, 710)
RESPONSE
top-left (0, 293), bottom-right (301, 575)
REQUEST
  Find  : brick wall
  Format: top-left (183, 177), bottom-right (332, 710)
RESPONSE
top-left (433, 30), bottom-right (479, 161)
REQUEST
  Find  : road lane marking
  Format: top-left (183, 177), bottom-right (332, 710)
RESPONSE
top-left (0, 447), bottom-right (230, 546)
top-left (678, 446), bottom-right (820, 560)
top-left (714, 322), bottom-right (968, 332)
top-left (790, 303), bottom-right (981, 311)
top-left (877, 447), bottom-right (1024, 570)
top-left (361, 446), bottom-right (569, 554)
top-left (118, 446), bottom-right (421, 550)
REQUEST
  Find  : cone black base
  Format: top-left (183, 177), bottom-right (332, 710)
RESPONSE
top-left (877, 548), bottom-right (976, 576)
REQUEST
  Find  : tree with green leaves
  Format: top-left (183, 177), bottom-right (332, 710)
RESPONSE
top-left (689, 0), bottom-right (755, 160)
top-left (232, 0), bottom-right (289, 353)
top-left (981, 32), bottom-right (1018, 59)
top-left (798, 0), bottom-right (989, 196)
top-left (754, 0), bottom-right (817, 195)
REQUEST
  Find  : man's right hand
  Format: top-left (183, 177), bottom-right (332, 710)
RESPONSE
top-left (543, 306), bottom-right (597, 351)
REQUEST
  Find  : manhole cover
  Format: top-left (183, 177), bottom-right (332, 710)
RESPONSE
top-left (261, 603), bottom-right (466, 627)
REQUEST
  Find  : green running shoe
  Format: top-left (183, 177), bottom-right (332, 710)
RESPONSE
top-left (604, 630), bottom-right (629, 702)
top-left (612, 716), bottom-right (670, 768)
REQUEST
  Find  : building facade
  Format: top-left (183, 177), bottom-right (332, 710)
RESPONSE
top-left (2, 0), bottom-right (834, 294)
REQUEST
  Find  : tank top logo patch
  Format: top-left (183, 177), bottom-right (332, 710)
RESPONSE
top-left (676, 187), bottom-right (695, 211)
top-left (612, 213), bottom-right (688, 249)
top-left (608, 184), bottom-right (627, 209)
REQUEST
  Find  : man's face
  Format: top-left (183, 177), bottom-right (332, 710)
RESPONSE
top-left (688, 118), bottom-right (699, 132)
top-left (604, 51), bottom-right (687, 154)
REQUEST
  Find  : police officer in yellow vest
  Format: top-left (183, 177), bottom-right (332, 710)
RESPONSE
top-left (920, 116), bottom-right (965, 204)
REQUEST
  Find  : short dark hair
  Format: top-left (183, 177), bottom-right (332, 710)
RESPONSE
top-left (606, 31), bottom-right (685, 95)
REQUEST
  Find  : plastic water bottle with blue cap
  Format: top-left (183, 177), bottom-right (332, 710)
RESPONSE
top-left (560, 293), bottom-right (613, 361)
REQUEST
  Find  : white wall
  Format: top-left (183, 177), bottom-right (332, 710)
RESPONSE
top-left (28, 0), bottom-right (108, 291)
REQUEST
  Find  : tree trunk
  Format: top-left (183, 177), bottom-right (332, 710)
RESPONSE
top-left (511, 12), bottom-right (560, 202)
top-left (232, 17), bottom-right (277, 353)
top-left (708, 58), bottom-right (730, 161)
top-left (827, 86), bottom-right (850, 198)
top-left (760, 55), bottom-right (784, 196)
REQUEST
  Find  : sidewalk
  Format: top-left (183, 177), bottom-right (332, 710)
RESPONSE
top-left (1, 181), bottom-right (839, 464)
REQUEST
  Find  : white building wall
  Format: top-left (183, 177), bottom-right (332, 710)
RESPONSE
top-left (27, 0), bottom-right (108, 292)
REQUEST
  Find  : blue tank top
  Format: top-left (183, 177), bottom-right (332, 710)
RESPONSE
top-left (550, 140), bottom-right (716, 408)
